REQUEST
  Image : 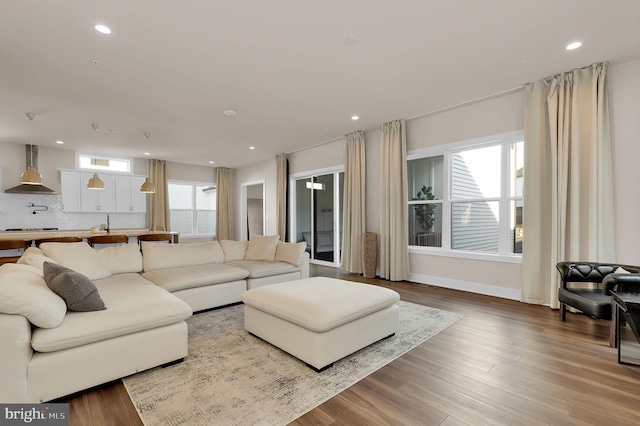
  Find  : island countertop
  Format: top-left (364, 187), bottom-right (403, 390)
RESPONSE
top-left (0, 229), bottom-right (179, 243)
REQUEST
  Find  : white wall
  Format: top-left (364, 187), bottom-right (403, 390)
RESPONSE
top-left (609, 59), bottom-right (640, 264)
top-left (247, 61), bottom-right (638, 301)
top-left (232, 158), bottom-right (275, 240)
top-left (167, 161), bottom-right (215, 183)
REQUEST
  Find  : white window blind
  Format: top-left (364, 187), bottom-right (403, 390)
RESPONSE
top-left (169, 182), bottom-right (216, 236)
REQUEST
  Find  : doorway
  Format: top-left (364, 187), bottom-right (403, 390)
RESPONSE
top-left (241, 181), bottom-right (265, 240)
top-left (291, 168), bottom-right (344, 266)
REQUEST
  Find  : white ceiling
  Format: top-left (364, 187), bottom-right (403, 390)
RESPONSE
top-left (1, 0), bottom-right (638, 169)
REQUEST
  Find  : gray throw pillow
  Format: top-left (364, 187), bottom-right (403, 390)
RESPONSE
top-left (43, 261), bottom-right (106, 312)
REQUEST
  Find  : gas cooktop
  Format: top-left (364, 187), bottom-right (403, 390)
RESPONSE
top-left (4, 228), bottom-right (59, 232)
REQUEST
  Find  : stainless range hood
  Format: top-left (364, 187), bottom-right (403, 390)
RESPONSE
top-left (5, 145), bottom-right (57, 194)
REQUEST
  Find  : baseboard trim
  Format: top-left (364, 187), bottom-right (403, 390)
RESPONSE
top-left (410, 273), bottom-right (521, 301)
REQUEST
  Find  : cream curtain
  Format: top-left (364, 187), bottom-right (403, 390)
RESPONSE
top-left (379, 120), bottom-right (410, 281)
top-left (149, 159), bottom-right (170, 232)
top-left (522, 62), bottom-right (615, 307)
top-left (340, 131), bottom-right (366, 273)
top-left (216, 167), bottom-right (233, 241)
top-left (276, 154), bottom-right (288, 241)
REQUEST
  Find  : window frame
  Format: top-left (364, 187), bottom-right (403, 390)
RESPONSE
top-left (168, 180), bottom-right (217, 238)
top-left (407, 130), bottom-right (523, 264)
top-left (75, 152), bottom-right (133, 174)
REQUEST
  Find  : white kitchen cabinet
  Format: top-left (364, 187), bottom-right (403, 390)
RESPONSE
top-left (60, 170), bottom-right (82, 212)
top-left (80, 173), bottom-right (115, 212)
top-left (60, 170), bottom-right (145, 214)
top-left (115, 175), bottom-right (147, 213)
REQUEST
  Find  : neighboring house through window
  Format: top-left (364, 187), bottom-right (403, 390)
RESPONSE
top-left (168, 182), bottom-right (216, 237)
top-left (408, 130), bottom-right (523, 259)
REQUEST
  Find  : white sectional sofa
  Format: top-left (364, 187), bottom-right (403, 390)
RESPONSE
top-left (0, 235), bottom-right (308, 403)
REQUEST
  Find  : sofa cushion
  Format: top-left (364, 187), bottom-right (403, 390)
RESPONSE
top-left (31, 273), bottom-right (192, 352)
top-left (0, 263), bottom-right (67, 328)
top-left (220, 240), bottom-right (248, 262)
top-left (275, 241), bottom-right (307, 266)
top-left (40, 242), bottom-right (111, 281)
top-left (142, 241), bottom-right (224, 272)
top-left (96, 243), bottom-right (143, 274)
top-left (226, 260), bottom-right (300, 279)
top-left (244, 234), bottom-right (279, 262)
top-left (143, 263), bottom-right (249, 292)
top-left (17, 247), bottom-right (57, 273)
top-left (43, 262), bottom-right (106, 312)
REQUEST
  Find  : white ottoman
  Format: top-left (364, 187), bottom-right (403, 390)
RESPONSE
top-left (241, 277), bottom-right (400, 371)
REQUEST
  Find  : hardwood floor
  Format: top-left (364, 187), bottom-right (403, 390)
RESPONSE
top-left (62, 265), bottom-right (640, 425)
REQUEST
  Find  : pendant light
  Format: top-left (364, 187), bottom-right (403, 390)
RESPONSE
top-left (140, 132), bottom-right (156, 193)
top-left (21, 113), bottom-right (43, 185)
top-left (87, 123), bottom-right (105, 190)
top-left (140, 176), bottom-right (156, 193)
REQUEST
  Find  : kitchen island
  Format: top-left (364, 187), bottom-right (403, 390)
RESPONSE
top-left (0, 229), bottom-right (179, 244)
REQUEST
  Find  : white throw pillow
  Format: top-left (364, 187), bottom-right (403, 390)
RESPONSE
top-left (40, 242), bottom-right (112, 281)
top-left (615, 267), bottom-right (632, 274)
top-left (245, 234), bottom-right (280, 262)
top-left (17, 247), bottom-right (58, 273)
top-left (0, 263), bottom-right (67, 328)
top-left (142, 241), bottom-right (224, 272)
top-left (220, 240), bottom-right (248, 262)
top-left (275, 241), bottom-right (307, 266)
top-left (95, 243), bottom-right (143, 274)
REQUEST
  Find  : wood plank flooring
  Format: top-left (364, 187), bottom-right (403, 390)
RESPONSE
top-left (62, 265), bottom-right (640, 425)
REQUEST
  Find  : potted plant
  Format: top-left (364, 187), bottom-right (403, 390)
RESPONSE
top-left (411, 185), bottom-right (435, 234)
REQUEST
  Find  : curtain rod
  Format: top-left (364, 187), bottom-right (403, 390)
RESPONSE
top-left (285, 85), bottom-right (525, 156)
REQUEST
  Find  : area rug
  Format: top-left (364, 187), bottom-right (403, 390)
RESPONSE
top-left (123, 301), bottom-right (463, 426)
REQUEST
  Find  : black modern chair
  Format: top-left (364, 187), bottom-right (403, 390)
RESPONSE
top-left (556, 262), bottom-right (640, 321)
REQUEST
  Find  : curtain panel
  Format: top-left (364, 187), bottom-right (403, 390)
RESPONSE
top-left (379, 119), bottom-right (410, 281)
top-left (522, 62), bottom-right (615, 307)
top-left (216, 167), bottom-right (233, 241)
top-left (149, 159), bottom-right (170, 232)
top-left (340, 131), bottom-right (366, 273)
top-left (276, 154), bottom-right (288, 241)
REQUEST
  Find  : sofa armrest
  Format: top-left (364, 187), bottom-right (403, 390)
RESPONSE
top-left (300, 252), bottom-right (310, 278)
top-left (0, 313), bottom-right (33, 402)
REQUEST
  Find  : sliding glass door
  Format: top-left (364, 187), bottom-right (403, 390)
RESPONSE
top-left (292, 169), bottom-right (344, 267)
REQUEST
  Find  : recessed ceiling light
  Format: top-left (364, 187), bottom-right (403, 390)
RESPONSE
top-left (566, 41), bottom-right (582, 50)
top-left (95, 24), bottom-right (111, 35)
top-left (209, 161), bottom-right (215, 164)
top-left (249, 146), bottom-right (256, 150)
top-left (144, 152), bottom-right (150, 156)
top-left (343, 35), bottom-right (357, 45)
top-left (223, 110), bottom-right (237, 116)
top-left (56, 140), bottom-right (64, 145)
top-left (351, 115), bottom-right (359, 120)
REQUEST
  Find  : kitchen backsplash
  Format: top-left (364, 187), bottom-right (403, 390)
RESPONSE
top-left (0, 193), bottom-right (146, 230)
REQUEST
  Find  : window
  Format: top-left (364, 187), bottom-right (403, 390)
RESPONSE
top-left (77, 153), bottom-right (131, 173)
top-left (168, 182), bottom-right (216, 236)
top-left (407, 131), bottom-right (523, 258)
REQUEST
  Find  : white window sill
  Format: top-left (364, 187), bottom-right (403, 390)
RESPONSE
top-left (409, 245), bottom-right (522, 264)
